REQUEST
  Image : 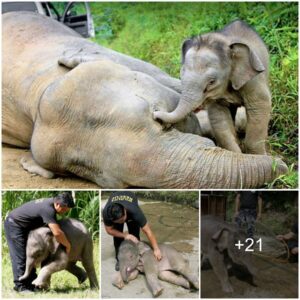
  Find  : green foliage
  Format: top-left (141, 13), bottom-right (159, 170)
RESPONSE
top-left (89, 2), bottom-right (298, 187)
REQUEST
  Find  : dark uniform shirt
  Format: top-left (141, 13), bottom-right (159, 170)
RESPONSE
top-left (239, 191), bottom-right (262, 209)
top-left (102, 192), bottom-right (147, 228)
top-left (9, 198), bottom-right (57, 230)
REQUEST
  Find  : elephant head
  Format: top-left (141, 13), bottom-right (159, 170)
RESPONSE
top-left (153, 21), bottom-right (266, 124)
top-left (19, 227), bottom-right (59, 282)
top-left (118, 240), bottom-right (141, 283)
top-left (212, 224), bottom-right (257, 277)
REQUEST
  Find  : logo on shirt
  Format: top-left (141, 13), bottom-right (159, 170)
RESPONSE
top-left (111, 195), bottom-right (133, 202)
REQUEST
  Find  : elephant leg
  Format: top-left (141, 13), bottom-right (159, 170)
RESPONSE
top-left (207, 250), bottom-right (233, 293)
top-left (243, 84), bottom-right (271, 154)
top-left (158, 270), bottom-right (190, 289)
top-left (171, 260), bottom-right (199, 290)
top-left (81, 241), bottom-right (99, 289)
top-left (66, 262), bottom-right (87, 284)
top-left (32, 258), bottom-right (68, 289)
top-left (143, 253), bottom-right (164, 297)
top-left (207, 102), bottom-right (242, 153)
top-left (20, 152), bottom-right (55, 178)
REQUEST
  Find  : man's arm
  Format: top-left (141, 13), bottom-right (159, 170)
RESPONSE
top-left (142, 223), bottom-right (162, 261)
top-left (277, 231), bottom-right (295, 241)
top-left (48, 223), bottom-right (71, 254)
top-left (104, 225), bottom-right (138, 243)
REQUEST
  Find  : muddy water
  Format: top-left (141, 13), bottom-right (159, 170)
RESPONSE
top-left (101, 199), bottom-right (199, 298)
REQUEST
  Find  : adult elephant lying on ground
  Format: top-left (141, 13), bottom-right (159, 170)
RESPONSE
top-left (19, 218), bottom-right (98, 289)
top-left (2, 12), bottom-right (287, 188)
top-left (112, 240), bottom-right (199, 297)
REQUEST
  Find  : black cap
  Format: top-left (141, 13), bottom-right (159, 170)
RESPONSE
top-left (54, 192), bottom-right (75, 208)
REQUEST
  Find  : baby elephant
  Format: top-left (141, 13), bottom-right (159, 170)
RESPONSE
top-left (113, 240), bottom-right (199, 297)
top-left (19, 218), bottom-right (98, 289)
top-left (201, 215), bottom-right (257, 293)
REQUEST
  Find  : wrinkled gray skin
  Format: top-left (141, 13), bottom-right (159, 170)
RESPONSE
top-left (113, 240), bottom-right (199, 297)
top-left (19, 218), bottom-right (98, 289)
top-left (201, 215), bottom-right (257, 293)
top-left (154, 20), bottom-right (271, 155)
top-left (3, 12), bottom-right (287, 188)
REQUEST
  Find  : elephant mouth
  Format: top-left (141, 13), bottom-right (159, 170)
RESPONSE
top-left (193, 105), bottom-right (204, 113)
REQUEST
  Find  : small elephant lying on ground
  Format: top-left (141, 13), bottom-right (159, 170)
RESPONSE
top-left (19, 218), bottom-right (98, 289)
top-left (112, 240), bottom-right (199, 297)
top-left (201, 215), bottom-right (257, 293)
top-left (154, 20), bottom-right (271, 155)
top-left (3, 12), bottom-right (287, 188)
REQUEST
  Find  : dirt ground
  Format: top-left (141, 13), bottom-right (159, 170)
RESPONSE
top-left (2, 146), bottom-right (98, 189)
top-left (201, 255), bottom-right (298, 298)
top-left (101, 199), bottom-right (199, 298)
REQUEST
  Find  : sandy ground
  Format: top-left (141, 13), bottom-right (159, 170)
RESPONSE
top-left (2, 146), bottom-right (99, 189)
top-left (101, 199), bottom-right (199, 298)
top-left (201, 255), bottom-right (298, 298)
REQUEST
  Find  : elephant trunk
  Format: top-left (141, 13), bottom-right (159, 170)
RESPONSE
top-left (19, 257), bottom-right (34, 281)
top-left (136, 132), bottom-right (288, 189)
top-left (153, 96), bottom-right (198, 124)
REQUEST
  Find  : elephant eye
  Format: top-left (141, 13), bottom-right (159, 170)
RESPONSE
top-left (208, 79), bottom-right (216, 86)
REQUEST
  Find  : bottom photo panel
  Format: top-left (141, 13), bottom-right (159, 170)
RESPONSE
top-left (101, 190), bottom-right (200, 298)
top-left (2, 191), bottom-right (100, 298)
top-left (201, 190), bottom-right (298, 299)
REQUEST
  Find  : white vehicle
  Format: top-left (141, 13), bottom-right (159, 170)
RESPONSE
top-left (2, 1), bottom-right (95, 38)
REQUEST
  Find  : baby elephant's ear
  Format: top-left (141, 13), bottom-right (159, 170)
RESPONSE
top-left (45, 231), bottom-right (59, 254)
top-left (230, 42), bottom-right (265, 90)
top-left (181, 38), bottom-right (194, 64)
top-left (212, 228), bottom-right (230, 252)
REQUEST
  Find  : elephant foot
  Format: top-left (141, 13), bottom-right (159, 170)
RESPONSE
top-left (221, 282), bottom-right (234, 293)
top-left (153, 286), bottom-right (164, 298)
top-left (78, 271), bottom-right (88, 284)
top-left (20, 153), bottom-right (55, 179)
top-left (190, 279), bottom-right (199, 290)
top-left (32, 278), bottom-right (50, 290)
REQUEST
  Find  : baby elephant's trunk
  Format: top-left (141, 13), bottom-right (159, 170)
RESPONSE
top-left (19, 259), bottom-right (34, 281)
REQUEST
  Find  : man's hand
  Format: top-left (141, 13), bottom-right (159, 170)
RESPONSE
top-left (48, 223), bottom-right (71, 254)
top-left (124, 233), bottom-right (139, 243)
top-left (153, 247), bottom-right (162, 261)
top-left (276, 235), bottom-right (285, 241)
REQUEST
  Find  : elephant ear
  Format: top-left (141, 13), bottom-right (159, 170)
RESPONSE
top-left (45, 231), bottom-right (60, 254)
top-left (230, 42), bottom-right (265, 90)
top-left (212, 228), bottom-right (230, 252)
top-left (181, 38), bottom-right (194, 64)
top-left (137, 241), bottom-right (151, 256)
